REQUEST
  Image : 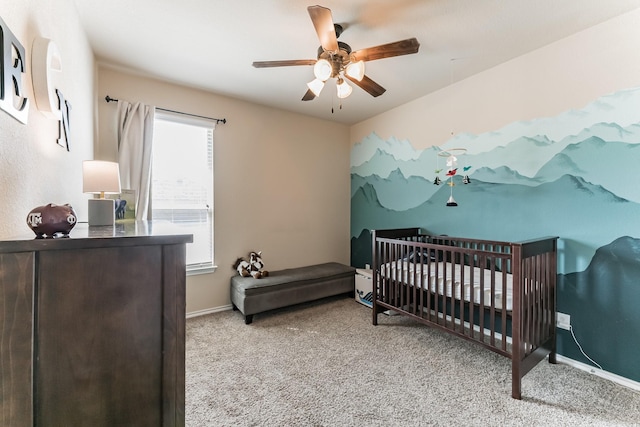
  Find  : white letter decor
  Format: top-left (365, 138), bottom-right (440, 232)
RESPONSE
top-left (0, 16), bottom-right (29, 123)
top-left (32, 37), bottom-right (62, 119)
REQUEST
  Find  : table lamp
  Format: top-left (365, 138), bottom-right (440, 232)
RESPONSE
top-left (83, 160), bottom-right (121, 226)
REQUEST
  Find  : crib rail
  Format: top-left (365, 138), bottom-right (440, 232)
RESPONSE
top-left (371, 228), bottom-right (558, 399)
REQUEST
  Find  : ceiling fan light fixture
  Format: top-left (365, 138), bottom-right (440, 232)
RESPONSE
top-left (336, 77), bottom-right (352, 99)
top-left (345, 60), bottom-right (365, 81)
top-left (307, 78), bottom-right (325, 96)
top-left (313, 59), bottom-right (332, 81)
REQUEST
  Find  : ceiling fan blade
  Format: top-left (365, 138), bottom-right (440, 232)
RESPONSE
top-left (345, 74), bottom-right (386, 97)
top-left (253, 59), bottom-right (316, 68)
top-left (307, 5), bottom-right (338, 52)
top-left (351, 38), bottom-right (420, 62)
top-left (301, 89), bottom-right (316, 101)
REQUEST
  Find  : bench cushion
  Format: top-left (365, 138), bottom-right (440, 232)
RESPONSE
top-left (232, 262), bottom-right (355, 296)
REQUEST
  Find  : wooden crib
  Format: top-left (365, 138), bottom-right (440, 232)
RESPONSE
top-left (371, 228), bottom-right (558, 399)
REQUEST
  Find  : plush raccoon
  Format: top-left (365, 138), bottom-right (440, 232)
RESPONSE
top-left (233, 251), bottom-right (269, 279)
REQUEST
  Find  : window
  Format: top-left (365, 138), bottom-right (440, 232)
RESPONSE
top-left (152, 111), bottom-right (215, 273)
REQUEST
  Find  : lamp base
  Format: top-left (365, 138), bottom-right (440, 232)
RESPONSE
top-left (88, 198), bottom-right (115, 226)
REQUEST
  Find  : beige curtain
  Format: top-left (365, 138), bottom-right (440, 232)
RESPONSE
top-left (116, 100), bottom-right (155, 220)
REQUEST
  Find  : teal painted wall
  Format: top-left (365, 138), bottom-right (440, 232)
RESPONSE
top-left (351, 87), bottom-right (640, 383)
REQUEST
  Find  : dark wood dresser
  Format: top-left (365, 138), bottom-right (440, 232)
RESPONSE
top-left (0, 222), bottom-right (192, 427)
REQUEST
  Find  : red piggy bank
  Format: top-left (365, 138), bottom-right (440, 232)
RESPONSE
top-left (26, 203), bottom-right (77, 238)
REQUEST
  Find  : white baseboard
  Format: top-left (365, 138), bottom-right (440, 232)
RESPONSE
top-left (555, 354), bottom-right (640, 392)
top-left (186, 304), bottom-right (233, 319)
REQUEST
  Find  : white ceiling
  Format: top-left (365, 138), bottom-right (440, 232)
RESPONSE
top-left (73, 0), bottom-right (640, 125)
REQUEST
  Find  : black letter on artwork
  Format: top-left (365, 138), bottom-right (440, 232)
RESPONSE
top-left (56, 89), bottom-right (71, 151)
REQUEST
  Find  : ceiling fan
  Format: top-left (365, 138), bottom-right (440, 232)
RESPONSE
top-left (252, 5), bottom-right (420, 101)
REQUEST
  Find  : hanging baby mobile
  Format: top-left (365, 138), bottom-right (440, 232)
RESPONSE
top-left (433, 148), bottom-right (471, 206)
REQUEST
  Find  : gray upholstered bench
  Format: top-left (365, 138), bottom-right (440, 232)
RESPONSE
top-left (230, 262), bottom-right (355, 324)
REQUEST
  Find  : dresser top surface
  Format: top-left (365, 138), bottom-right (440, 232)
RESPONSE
top-left (0, 221), bottom-right (193, 253)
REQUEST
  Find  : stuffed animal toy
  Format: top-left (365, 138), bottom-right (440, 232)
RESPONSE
top-left (233, 251), bottom-right (269, 279)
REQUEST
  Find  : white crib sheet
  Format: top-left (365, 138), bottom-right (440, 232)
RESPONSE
top-left (380, 261), bottom-right (513, 311)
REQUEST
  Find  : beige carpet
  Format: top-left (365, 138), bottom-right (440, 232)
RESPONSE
top-left (186, 295), bottom-right (640, 426)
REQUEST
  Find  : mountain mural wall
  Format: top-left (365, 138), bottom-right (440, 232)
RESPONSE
top-left (351, 86), bottom-right (640, 383)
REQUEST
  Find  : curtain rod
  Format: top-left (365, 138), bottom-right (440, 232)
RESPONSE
top-left (104, 95), bottom-right (226, 124)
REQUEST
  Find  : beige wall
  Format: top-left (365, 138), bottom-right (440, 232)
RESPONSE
top-left (351, 8), bottom-right (640, 150)
top-left (96, 66), bottom-right (351, 314)
top-left (0, 0), bottom-right (95, 237)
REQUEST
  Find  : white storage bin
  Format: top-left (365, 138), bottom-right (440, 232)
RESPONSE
top-left (355, 268), bottom-right (373, 308)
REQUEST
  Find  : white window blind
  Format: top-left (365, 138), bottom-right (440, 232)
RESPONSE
top-left (152, 111), bottom-right (215, 272)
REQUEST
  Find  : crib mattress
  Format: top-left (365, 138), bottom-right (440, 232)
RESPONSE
top-left (380, 261), bottom-right (513, 311)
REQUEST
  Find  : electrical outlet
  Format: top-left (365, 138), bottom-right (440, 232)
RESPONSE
top-left (557, 312), bottom-right (571, 330)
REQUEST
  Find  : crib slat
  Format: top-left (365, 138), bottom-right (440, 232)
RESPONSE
top-left (409, 244), bottom-right (416, 315)
top-left (542, 253), bottom-right (549, 335)
top-left (478, 254), bottom-right (485, 343)
top-left (531, 255), bottom-right (537, 354)
top-left (524, 256), bottom-right (532, 355)
top-left (449, 251), bottom-right (455, 330)
top-left (546, 251), bottom-right (554, 340)
top-left (384, 241), bottom-right (390, 306)
top-left (534, 254), bottom-right (542, 352)
top-left (434, 258), bottom-right (440, 324)
top-left (426, 247), bottom-right (433, 323)
top-left (405, 244), bottom-right (410, 312)
top-left (419, 241), bottom-right (425, 317)
top-left (458, 251), bottom-right (465, 334)
top-left (469, 257), bottom-right (475, 340)
top-left (489, 257), bottom-right (496, 346)
top-left (418, 246), bottom-right (424, 318)
top-left (502, 261), bottom-right (508, 352)
top-left (411, 244), bottom-right (417, 315)
top-left (391, 243), bottom-right (398, 308)
top-left (399, 243), bottom-right (405, 309)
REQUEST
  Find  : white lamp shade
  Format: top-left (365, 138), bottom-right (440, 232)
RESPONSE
top-left (336, 78), bottom-right (352, 99)
top-left (313, 59), bottom-right (332, 81)
top-left (307, 78), bottom-right (325, 97)
top-left (83, 160), bottom-right (121, 196)
top-left (345, 60), bottom-right (365, 81)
